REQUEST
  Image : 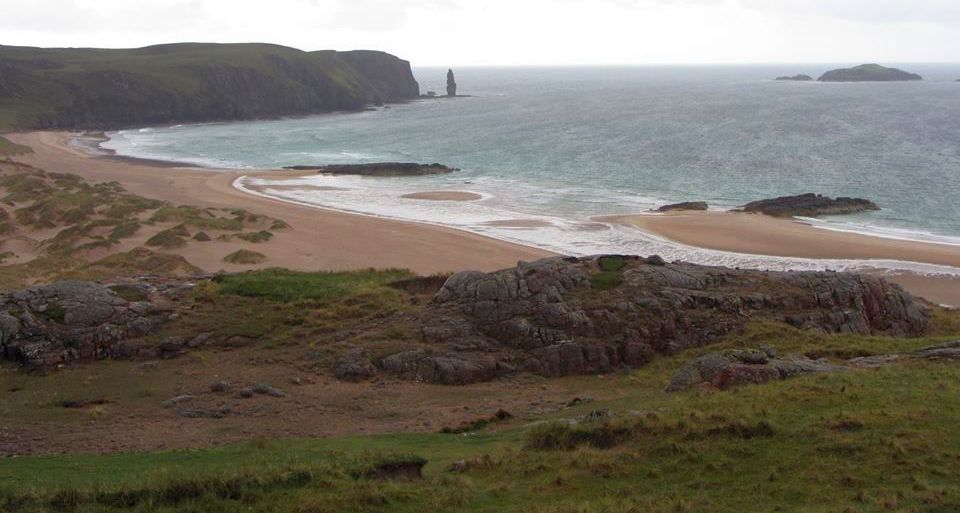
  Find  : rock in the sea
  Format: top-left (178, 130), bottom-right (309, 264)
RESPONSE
top-left (401, 255), bottom-right (928, 384)
top-left (283, 162), bottom-right (458, 177)
top-left (776, 74), bottom-right (814, 81)
top-left (0, 280), bottom-right (172, 367)
top-left (739, 193), bottom-right (879, 217)
top-left (447, 68), bottom-right (457, 97)
top-left (665, 349), bottom-right (839, 392)
top-left (818, 64), bottom-right (922, 82)
top-left (657, 201), bottom-right (708, 212)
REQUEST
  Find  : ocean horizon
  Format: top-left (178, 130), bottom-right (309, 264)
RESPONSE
top-left (100, 64), bottom-right (960, 276)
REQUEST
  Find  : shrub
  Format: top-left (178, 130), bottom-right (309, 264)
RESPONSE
top-left (223, 250), bottom-right (267, 265)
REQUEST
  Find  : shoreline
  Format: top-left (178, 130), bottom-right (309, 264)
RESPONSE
top-left (6, 130), bottom-right (960, 306)
top-left (5, 131), bottom-right (553, 275)
top-left (611, 211), bottom-right (960, 306)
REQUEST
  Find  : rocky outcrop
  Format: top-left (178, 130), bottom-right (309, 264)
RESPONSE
top-left (818, 64), bottom-right (922, 82)
top-left (0, 280), bottom-right (175, 367)
top-left (665, 349), bottom-right (839, 392)
top-left (447, 69), bottom-right (457, 97)
top-left (0, 43), bottom-right (420, 130)
top-left (776, 74), bottom-right (813, 81)
top-left (383, 255), bottom-right (927, 384)
top-left (657, 201), bottom-right (708, 212)
top-left (739, 193), bottom-right (879, 217)
top-left (284, 163), bottom-right (458, 177)
top-left (334, 349), bottom-right (377, 382)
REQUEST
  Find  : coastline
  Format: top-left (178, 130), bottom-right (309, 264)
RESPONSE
top-left (5, 131), bottom-right (553, 275)
top-left (611, 211), bottom-right (960, 306)
top-left (6, 130), bottom-right (960, 307)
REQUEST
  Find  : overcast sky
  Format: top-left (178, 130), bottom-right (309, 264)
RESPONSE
top-left (2, 0), bottom-right (959, 66)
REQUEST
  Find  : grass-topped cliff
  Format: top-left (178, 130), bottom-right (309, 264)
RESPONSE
top-left (0, 43), bottom-right (420, 130)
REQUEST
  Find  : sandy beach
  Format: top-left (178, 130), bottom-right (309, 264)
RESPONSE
top-left (6, 131), bottom-right (960, 307)
top-left (612, 211), bottom-right (960, 306)
top-left (5, 131), bottom-right (551, 275)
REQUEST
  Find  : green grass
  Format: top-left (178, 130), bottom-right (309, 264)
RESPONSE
top-left (4, 350), bottom-right (960, 512)
top-left (214, 268), bottom-right (415, 302)
top-left (222, 249), bottom-right (267, 265)
top-left (145, 227), bottom-right (189, 249)
top-left (0, 43), bottom-right (379, 130)
top-left (0, 136), bottom-right (32, 156)
top-left (590, 256), bottom-right (626, 290)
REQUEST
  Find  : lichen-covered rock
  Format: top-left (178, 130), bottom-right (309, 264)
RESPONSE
top-left (335, 349), bottom-right (377, 382)
top-left (415, 255), bottom-right (927, 384)
top-left (665, 349), bottom-right (839, 392)
top-left (379, 349), bottom-right (498, 385)
top-left (0, 280), bottom-right (172, 367)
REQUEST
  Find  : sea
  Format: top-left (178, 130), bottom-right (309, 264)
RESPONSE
top-left (100, 65), bottom-right (960, 275)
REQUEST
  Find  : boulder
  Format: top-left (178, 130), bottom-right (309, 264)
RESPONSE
top-left (665, 349), bottom-right (838, 392)
top-left (380, 350), bottom-right (498, 385)
top-left (334, 349), bottom-right (377, 382)
top-left (0, 280), bottom-right (172, 367)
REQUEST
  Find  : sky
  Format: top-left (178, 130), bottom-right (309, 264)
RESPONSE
top-left (1, 0), bottom-right (959, 66)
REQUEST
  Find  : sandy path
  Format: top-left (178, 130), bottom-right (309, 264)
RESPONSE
top-left (7, 132), bottom-right (552, 275)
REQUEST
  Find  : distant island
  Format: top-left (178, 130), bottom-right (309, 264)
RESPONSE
top-left (0, 43), bottom-right (421, 130)
top-left (775, 74), bottom-right (813, 81)
top-left (818, 63), bottom-right (922, 82)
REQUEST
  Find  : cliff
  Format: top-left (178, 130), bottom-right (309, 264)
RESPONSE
top-left (0, 43), bottom-right (420, 130)
top-left (818, 64), bottom-right (922, 82)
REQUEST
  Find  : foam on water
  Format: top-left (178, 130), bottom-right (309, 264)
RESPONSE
top-left (236, 175), bottom-right (960, 277)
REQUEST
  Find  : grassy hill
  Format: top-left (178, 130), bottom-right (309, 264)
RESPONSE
top-left (0, 43), bottom-right (420, 130)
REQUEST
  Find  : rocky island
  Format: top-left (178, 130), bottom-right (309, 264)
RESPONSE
top-left (283, 162), bottom-right (458, 177)
top-left (818, 63), bottom-right (922, 82)
top-left (775, 74), bottom-right (813, 81)
top-left (739, 193), bottom-right (880, 217)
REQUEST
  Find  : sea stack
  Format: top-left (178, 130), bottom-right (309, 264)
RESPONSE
top-left (447, 69), bottom-right (458, 97)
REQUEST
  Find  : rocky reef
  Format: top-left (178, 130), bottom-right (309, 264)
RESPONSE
top-left (283, 162), bottom-right (458, 177)
top-left (775, 74), bottom-right (813, 81)
top-left (657, 201), bottom-right (708, 212)
top-left (818, 64), bottom-right (922, 82)
top-left (0, 43), bottom-right (420, 130)
top-left (739, 193), bottom-right (879, 217)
